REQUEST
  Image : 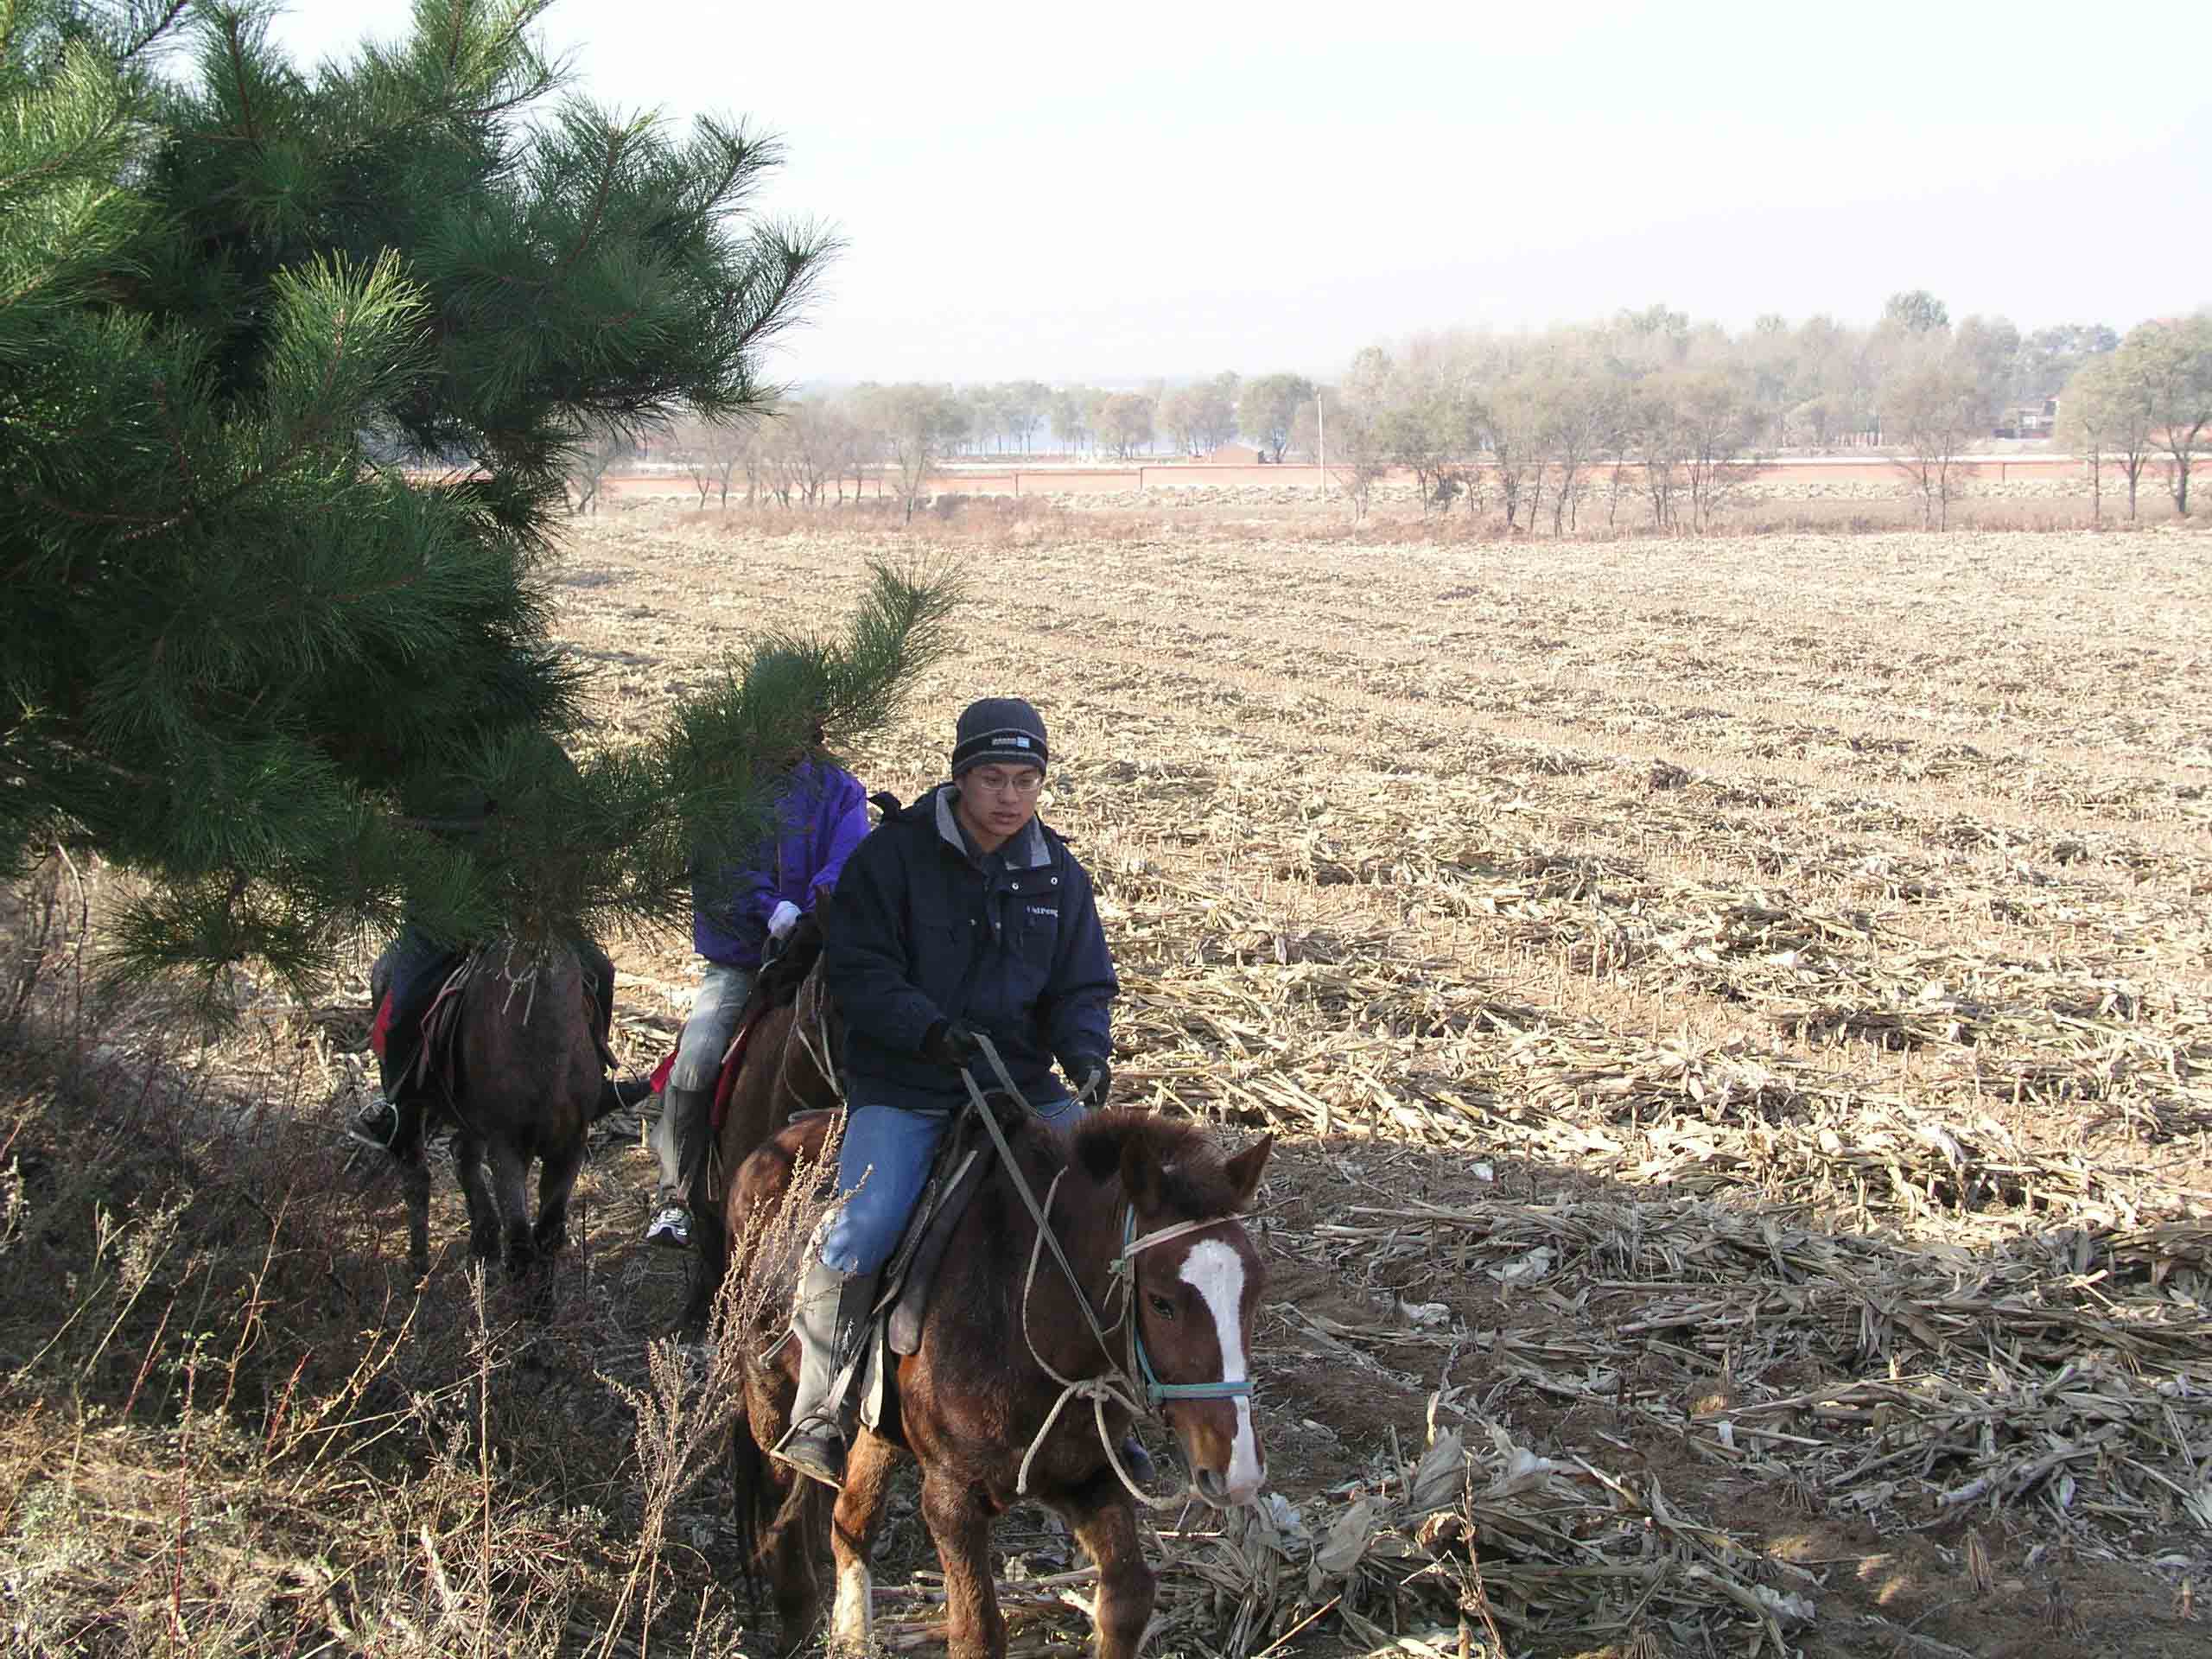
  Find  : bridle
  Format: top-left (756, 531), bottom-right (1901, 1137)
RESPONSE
top-left (1114, 1209), bottom-right (1256, 1408)
top-left (959, 1037), bottom-right (1253, 1502)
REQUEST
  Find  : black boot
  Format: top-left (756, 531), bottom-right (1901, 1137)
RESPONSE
top-left (595, 1074), bottom-right (655, 1122)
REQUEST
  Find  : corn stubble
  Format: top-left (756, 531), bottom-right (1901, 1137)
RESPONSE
top-left (6, 507), bottom-right (2209, 1657)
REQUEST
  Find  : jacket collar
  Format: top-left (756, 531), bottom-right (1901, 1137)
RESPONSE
top-left (932, 782), bottom-right (1049, 869)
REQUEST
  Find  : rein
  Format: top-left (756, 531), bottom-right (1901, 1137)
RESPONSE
top-left (961, 1036), bottom-right (1248, 1504)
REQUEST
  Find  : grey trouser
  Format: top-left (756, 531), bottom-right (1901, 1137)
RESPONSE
top-left (652, 962), bottom-right (755, 1195)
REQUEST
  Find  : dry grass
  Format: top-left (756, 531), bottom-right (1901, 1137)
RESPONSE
top-left (6, 506), bottom-right (2210, 1657)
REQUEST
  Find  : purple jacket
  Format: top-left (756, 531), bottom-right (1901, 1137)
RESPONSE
top-left (693, 760), bottom-right (869, 969)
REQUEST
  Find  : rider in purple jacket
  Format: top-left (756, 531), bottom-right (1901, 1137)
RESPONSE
top-left (646, 754), bottom-right (868, 1247)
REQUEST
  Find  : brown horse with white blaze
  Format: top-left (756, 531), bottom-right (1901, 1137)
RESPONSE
top-left (723, 1106), bottom-right (1271, 1659)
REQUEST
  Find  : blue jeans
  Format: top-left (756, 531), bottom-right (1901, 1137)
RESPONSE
top-left (817, 1095), bottom-right (1084, 1278)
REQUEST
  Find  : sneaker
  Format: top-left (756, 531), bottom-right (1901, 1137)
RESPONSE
top-left (645, 1204), bottom-right (692, 1249)
top-left (347, 1100), bottom-right (400, 1150)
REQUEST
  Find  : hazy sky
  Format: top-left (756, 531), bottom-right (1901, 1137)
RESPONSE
top-left (268, 0), bottom-right (2212, 386)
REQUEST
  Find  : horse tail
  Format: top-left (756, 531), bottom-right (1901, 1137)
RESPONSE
top-left (727, 1373), bottom-right (830, 1608)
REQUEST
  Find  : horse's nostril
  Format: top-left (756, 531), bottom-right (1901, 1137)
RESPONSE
top-left (1196, 1468), bottom-right (1225, 1498)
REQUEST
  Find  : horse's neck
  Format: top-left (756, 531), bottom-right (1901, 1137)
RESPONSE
top-left (1015, 1153), bottom-right (1128, 1374)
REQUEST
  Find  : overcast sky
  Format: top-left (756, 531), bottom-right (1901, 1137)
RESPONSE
top-left (268, 0), bottom-right (2212, 386)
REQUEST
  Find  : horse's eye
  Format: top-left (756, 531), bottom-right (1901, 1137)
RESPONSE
top-left (1147, 1293), bottom-right (1177, 1319)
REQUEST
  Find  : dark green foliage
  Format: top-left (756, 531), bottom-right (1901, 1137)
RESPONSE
top-left (0, 2), bottom-right (902, 1008)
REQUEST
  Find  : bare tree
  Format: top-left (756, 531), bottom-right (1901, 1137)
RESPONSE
top-left (1323, 398), bottom-right (1389, 523)
top-left (1237, 373), bottom-right (1316, 462)
top-left (1194, 372), bottom-right (1241, 453)
top-left (1674, 371), bottom-right (1758, 532)
top-left (2059, 358), bottom-right (2135, 523)
top-left (1541, 369), bottom-right (1618, 534)
top-left (1487, 375), bottom-right (1544, 531)
top-left (673, 415), bottom-right (759, 509)
top-left (566, 427), bottom-right (631, 515)
top-left (1884, 358), bottom-right (1982, 530)
top-left (1630, 383), bottom-right (1690, 531)
top-left (2117, 314), bottom-right (2212, 516)
top-left (867, 384), bottom-right (964, 523)
top-left (1098, 391), bottom-right (1154, 461)
top-left (1160, 383), bottom-right (1204, 455)
top-left (999, 380), bottom-right (1052, 454)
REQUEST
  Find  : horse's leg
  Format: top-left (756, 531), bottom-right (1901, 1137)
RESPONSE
top-left (400, 1147), bottom-right (432, 1281)
top-left (483, 1137), bottom-right (534, 1281)
top-left (532, 1130), bottom-right (585, 1259)
top-left (829, 1430), bottom-right (900, 1655)
top-left (454, 1134), bottom-right (499, 1262)
top-left (1058, 1478), bottom-right (1156, 1659)
top-left (919, 1468), bottom-right (1005, 1659)
top-left (766, 1480), bottom-right (830, 1656)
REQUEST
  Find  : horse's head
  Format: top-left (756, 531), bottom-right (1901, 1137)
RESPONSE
top-left (1111, 1119), bottom-right (1273, 1509)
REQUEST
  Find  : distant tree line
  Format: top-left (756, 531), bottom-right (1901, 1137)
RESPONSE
top-left (656, 296), bottom-right (2211, 531)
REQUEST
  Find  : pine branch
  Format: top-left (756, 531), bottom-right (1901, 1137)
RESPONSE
top-left (550, 117), bottom-right (629, 283)
top-left (220, 12), bottom-right (263, 150)
top-left (118, 3), bottom-right (193, 65)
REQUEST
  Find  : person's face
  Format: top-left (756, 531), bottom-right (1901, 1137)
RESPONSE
top-left (954, 762), bottom-right (1046, 849)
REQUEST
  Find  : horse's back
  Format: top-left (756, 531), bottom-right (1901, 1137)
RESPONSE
top-left (728, 1110), bottom-right (836, 1236)
top-left (456, 944), bottom-right (601, 1147)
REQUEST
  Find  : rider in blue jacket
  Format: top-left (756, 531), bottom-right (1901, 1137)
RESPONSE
top-left (774, 696), bottom-right (1117, 1487)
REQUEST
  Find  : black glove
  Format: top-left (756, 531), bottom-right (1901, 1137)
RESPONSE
top-left (1066, 1052), bottom-right (1113, 1109)
top-left (921, 1019), bottom-right (983, 1071)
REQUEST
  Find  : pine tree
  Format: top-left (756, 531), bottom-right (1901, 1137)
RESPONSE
top-left (0, 2), bottom-right (937, 1004)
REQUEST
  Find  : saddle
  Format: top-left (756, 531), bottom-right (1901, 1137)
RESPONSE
top-left (407, 955), bottom-right (476, 1106)
top-left (368, 947), bottom-right (468, 1101)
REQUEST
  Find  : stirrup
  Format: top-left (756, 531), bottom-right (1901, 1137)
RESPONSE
top-left (346, 1102), bottom-right (399, 1151)
top-left (772, 1419), bottom-right (848, 1490)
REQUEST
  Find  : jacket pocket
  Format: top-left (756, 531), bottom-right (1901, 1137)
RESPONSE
top-left (999, 902), bottom-right (1058, 1007)
top-left (914, 918), bottom-right (972, 1008)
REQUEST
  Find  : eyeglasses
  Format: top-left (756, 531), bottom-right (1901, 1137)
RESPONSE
top-left (968, 768), bottom-right (1044, 797)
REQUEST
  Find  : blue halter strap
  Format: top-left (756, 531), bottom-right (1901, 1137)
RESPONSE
top-left (1121, 1208), bottom-right (1256, 1408)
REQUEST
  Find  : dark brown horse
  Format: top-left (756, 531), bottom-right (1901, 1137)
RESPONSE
top-left (681, 951), bottom-right (843, 1333)
top-left (723, 1107), bottom-right (1271, 1659)
top-left (394, 942), bottom-right (603, 1295)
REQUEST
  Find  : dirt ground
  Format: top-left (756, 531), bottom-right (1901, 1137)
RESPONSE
top-left (448, 504), bottom-right (2211, 1657)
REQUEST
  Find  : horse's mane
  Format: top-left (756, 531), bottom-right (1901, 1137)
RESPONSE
top-left (1065, 1109), bottom-right (1250, 1217)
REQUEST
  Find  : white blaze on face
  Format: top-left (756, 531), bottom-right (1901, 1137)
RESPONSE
top-left (1178, 1238), bottom-right (1263, 1501)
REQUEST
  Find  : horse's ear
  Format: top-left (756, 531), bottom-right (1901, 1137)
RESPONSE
top-left (1223, 1134), bottom-right (1273, 1211)
top-left (1119, 1131), bottom-right (1167, 1212)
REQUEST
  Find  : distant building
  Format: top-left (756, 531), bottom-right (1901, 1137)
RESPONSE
top-left (1204, 442), bottom-right (1263, 465)
top-left (1994, 397), bottom-right (2057, 440)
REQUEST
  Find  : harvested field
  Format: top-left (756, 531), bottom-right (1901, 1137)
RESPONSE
top-left (554, 510), bottom-right (2212, 1656)
top-left (7, 509), bottom-right (2209, 1658)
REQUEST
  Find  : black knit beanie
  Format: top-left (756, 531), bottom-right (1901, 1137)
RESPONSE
top-left (951, 697), bottom-right (1049, 777)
